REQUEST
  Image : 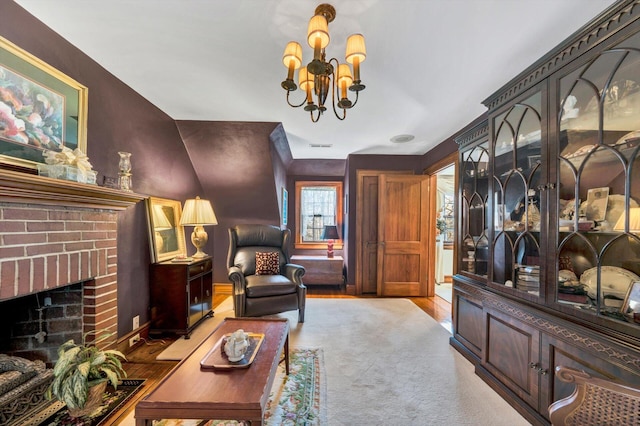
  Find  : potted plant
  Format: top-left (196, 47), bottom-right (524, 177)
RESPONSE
top-left (46, 332), bottom-right (127, 418)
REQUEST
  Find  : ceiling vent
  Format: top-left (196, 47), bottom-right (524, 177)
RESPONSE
top-left (390, 134), bottom-right (415, 143)
top-left (309, 144), bottom-right (333, 148)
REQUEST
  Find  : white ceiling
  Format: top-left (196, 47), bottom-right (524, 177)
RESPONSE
top-left (14, 0), bottom-right (615, 159)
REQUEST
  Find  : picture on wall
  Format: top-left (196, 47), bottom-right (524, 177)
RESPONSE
top-left (282, 187), bottom-right (288, 226)
top-left (585, 187), bottom-right (609, 221)
top-left (0, 35), bottom-right (88, 169)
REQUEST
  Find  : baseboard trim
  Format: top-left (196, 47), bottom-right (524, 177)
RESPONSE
top-left (117, 322), bottom-right (150, 354)
top-left (215, 282), bottom-right (232, 295)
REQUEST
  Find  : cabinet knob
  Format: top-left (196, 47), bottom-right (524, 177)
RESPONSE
top-left (529, 362), bottom-right (537, 369)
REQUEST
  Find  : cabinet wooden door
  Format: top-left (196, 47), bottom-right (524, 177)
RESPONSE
top-left (377, 174), bottom-right (430, 296)
top-left (483, 307), bottom-right (540, 409)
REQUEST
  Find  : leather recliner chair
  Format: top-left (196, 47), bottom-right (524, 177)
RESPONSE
top-left (227, 224), bottom-right (306, 322)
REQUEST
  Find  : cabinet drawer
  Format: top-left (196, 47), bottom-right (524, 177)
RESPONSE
top-left (188, 258), bottom-right (212, 277)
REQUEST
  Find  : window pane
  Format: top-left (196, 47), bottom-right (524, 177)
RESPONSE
top-left (300, 186), bottom-right (337, 242)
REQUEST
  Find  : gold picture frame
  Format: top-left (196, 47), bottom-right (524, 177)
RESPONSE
top-left (146, 197), bottom-right (187, 263)
top-left (0, 36), bottom-right (88, 169)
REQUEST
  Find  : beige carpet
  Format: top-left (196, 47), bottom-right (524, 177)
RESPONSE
top-left (129, 298), bottom-right (528, 425)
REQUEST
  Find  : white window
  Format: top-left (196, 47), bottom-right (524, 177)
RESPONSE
top-left (295, 181), bottom-right (343, 249)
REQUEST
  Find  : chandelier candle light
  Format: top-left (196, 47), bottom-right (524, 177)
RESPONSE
top-left (281, 3), bottom-right (366, 122)
top-left (180, 196), bottom-right (218, 258)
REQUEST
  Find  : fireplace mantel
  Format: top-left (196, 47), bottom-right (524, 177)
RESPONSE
top-left (0, 168), bottom-right (145, 209)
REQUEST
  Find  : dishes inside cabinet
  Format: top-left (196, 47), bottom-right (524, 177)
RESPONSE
top-left (580, 266), bottom-right (640, 308)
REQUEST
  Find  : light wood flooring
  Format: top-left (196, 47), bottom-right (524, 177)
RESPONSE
top-left (107, 286), bottom-right (452, 424)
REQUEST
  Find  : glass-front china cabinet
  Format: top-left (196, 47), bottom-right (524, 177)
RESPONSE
top-left (452, 2), bottom-right (640, 424)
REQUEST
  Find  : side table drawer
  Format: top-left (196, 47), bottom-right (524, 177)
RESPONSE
top-left (188, 258), bottom-right (212, 277)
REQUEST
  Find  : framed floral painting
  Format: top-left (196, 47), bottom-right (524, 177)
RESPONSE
top-left (0, 35), bottom-right (88, 169)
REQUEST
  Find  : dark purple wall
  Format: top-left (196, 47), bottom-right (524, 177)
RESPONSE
top-left (1, 2), bottom-right (204, 336)
top-left (175, 120), bottom-right (285, 282)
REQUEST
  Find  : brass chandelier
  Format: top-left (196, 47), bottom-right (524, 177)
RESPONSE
top-left (281, 3), bottom-right (366, 122)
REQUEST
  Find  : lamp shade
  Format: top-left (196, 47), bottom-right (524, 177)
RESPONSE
top-left (180, 196), bottom-right (217, 226)
top-left (152, 205), bottom-right (172, 230)
top-left (337, 64), bottom-right (353, 87)
top-left (307, 15), bottom-right (330, 49)
top-left (321, 225), bottom-right (340, 240)
top-left (345, 33), bottom-right (366, 64)
top-left (282, 41), bottom-right (302, 69)
top-left (614, 207), bottom-right (640, 232)
top-left (298, 66), bottom-right (314, 91)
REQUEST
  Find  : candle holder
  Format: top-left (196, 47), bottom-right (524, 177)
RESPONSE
top-left (118, 151), bottom-right (133, 192)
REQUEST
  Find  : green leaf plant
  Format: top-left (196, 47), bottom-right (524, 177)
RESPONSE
top-left (45, 331), bottom-right (127, 410)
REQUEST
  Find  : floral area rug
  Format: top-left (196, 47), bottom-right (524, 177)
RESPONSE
top-left (153, 347), bottom-right (325, 426)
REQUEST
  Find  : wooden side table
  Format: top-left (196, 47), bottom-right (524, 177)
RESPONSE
top-left (149, 257), bottom-right (213, 337)
top-left (291, 255), bottom-right (344, 285)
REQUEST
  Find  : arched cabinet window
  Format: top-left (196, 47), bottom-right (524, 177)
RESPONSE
top-left (555, 32), bottom-right (640, 327)
top-left (490, 89), bottom-right (545, 301)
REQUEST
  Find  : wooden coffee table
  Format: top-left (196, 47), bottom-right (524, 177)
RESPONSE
top-left (135, 317), bottom-right (289, 425)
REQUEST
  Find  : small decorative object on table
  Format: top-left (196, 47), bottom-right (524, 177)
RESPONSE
top-left (117, 151), bottom-right (132, 191)
top-left (200, 330), bottom-right (265, 370)
top-left (224, 329), bottom-right (250, 362)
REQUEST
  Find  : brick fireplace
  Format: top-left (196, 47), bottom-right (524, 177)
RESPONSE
top-left (0, 168), bottom-right (143, 362)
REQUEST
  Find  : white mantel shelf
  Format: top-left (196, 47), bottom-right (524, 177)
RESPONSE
top-left (0, 168), bottom-right (146, 210)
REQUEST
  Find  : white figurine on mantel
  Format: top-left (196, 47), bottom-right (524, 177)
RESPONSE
top-left (224, 329), bottom-right (250, 362)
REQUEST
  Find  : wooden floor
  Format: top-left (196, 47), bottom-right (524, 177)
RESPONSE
top-left (108, 286), bottom-right (452, 424)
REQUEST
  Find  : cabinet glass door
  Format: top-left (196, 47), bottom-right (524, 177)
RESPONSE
top-left (491, 91), bottom-right (543, 296)
top-left (556, 31), bottom-right (640, 327)
top-left (460, 141), bottom-right (490, 278)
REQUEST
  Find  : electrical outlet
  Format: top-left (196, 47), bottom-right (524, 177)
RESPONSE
top-left (132, 315), bottom-right (140, 331)
top-left (129, 334), bottom-right (140, 347)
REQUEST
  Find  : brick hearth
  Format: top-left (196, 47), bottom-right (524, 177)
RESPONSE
top-left (0, 203), bottom-right (119, 338)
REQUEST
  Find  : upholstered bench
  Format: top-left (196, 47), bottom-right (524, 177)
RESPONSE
top-left (0, 354), bottom-right (54, 425)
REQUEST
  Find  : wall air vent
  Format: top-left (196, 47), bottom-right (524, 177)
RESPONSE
top-left (309, 144), bottom-right (333, 148)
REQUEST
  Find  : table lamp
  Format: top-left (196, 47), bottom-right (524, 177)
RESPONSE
top-left (322, 225), bottom-right (340, 258)
top-left (180, 196), bottom-right (218, 258)
top-left (614, 207), bottom-right (640, 233)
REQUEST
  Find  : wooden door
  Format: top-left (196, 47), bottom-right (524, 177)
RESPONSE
top-left (356, 170), bottom-right (409, 295)
top-left (361, 175), bottom-right (379, 294)
top-left (377, 174), bottom-right (430, 296)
